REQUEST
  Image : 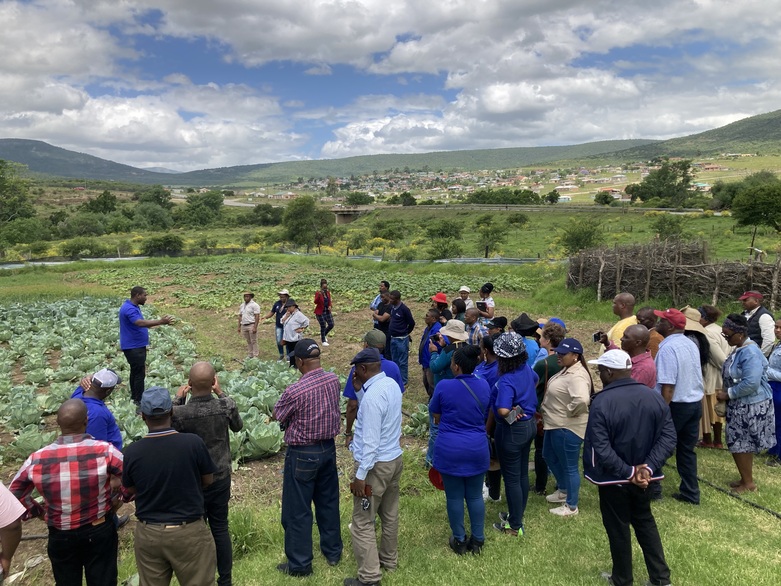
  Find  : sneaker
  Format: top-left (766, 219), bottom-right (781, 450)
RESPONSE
top-left (322, 341), bottom-right (330, 347)
top-left (549, 504), bottom-right (578, 516)
top-left (498, 511), bottom-right (509, 524)
top-left (545, 489), bottom-right (567, 503)
top-left (492, 521), bottom-right (523, 536)
top-left (601, 571), bottom-right (615, 585)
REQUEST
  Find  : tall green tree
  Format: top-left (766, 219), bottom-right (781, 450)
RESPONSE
top-left (0, 160), bottom-right (35, 225)
top-left (476, 215), bottom-right (509, 258)
top-left (732, 183), bottom-right (781, 232)
top-left (282, 196), bottom-right (335, 253)
top-left (624, 159), bottom-right (693, 207)
top-left (135, 185), bottom-right (173, 210)
top-left (81, 190), bottom-right (117, 214)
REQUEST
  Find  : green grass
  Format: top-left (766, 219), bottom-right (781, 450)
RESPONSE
top-left (136, 445), bottom-right (781, 586)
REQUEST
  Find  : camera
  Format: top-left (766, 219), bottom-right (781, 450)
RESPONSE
top-left (592, 331), bottom-right (603, 343)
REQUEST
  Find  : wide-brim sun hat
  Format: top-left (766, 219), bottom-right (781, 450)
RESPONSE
top-left (439, 319), bottom-right (468, 341)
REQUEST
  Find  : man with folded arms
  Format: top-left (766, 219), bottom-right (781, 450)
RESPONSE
top-left (273, 340), bottom-right (342, 577)
top-left (10, 399), bottom-right (124, 586)
top-left (585, 350), bottom-right (676, 586)
top-left (123, 387), bottom-right (217, 586)
top-left (173, 362), bottom-right (243, 586)
top-left (345, 348), bottom-right (403, 586)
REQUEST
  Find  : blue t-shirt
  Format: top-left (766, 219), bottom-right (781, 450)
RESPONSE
top-left (430, 374), bottom-right (490, 477)
top-left (523, 337), bottom-right (540, 364)
top-left (271, 300), bottom-right (286, 328)
top-left (71, 387), bottom-right (123, 450)
top-left (490, 363), bottom-right (538, 421)
top-left (343, 358), bottom-right (405, 401)
top-left (474, 359), bottom-right (499, 394)
top-left (119, 299), bottom-right (148, 350)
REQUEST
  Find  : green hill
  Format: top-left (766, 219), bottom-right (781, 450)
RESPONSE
top-left (0, 139), bottom-right (172, 183)
top-left (4, 108), bottom-right (781, 186)
top-left (607, 109), bottom-right (781, 161)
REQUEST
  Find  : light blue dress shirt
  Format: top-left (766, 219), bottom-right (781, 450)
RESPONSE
top-left (654, 333), bottom-right (704, 403)
top-left (350, 372), bottom-right (403, 480)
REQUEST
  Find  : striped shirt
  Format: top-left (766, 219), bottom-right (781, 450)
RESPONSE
top-left (274, 368), bottom-right (341, 445)
top-left (9, 434), bottom-right (123, 530)
top-left (466, 321), bottom-right (488, 346)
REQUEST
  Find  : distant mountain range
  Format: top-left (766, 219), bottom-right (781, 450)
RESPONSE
top-left (2, 108), bottom-right (780, 187)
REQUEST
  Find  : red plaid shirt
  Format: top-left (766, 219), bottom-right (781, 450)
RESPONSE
top-left (273, 368), bottom-right (341, 445)
top-left (9, 434), bottom-right (123, 530)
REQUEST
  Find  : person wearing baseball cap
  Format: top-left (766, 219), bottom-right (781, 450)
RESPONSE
top-left (343, 331), bottom-right (405, 448)
top-left (540, 338), bottom-right (593, 517)
top-left (72, 368), bottom-right (124, 451)
top-left (584, 349), bottom-right (675, 586)
top-left (738, 290), bottom-right (775, 355)
top-left (262, 289), bottom-right (291, 361)
top-left (238, 291), bottom-right (261, 359)
top-left (122, 387), bottom-right (218, 586)
top-left (273, 340), bottom-right (343, 577)
top-left (458, 286), bottom-right (475, 310)
top-left (653, 307), bottom-right (704, 505)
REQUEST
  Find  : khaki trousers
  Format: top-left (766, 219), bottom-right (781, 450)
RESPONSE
top-left (350, 456), bottom-right (403, 584)
top-left (241, 324), bottom-right (258, 357)
top-left (134, 518), bottom-right (216, 586)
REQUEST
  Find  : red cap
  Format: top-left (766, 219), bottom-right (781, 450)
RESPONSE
top-left (653, 308), bottom-right (686, 330)
top-left (738, 291), bottom-right (763, 301)
top-left (428, 467), bottom-right (445, 491)
top-left (430, 292), bottom-right (448, 304)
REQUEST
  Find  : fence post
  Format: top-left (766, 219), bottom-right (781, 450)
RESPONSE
top-left (597, 253), bottom-right (605, 302)
top-left (771, 257), bottom-right (781, 312)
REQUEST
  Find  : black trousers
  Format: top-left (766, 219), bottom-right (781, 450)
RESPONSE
top-left (205, 475), bottom-right (233, 586)
top-left (47, 516), bottom-right (118, 586)
top-left (123, 347), bottom-right (147, 403)
top-left (598, 484), bottom-right (671, 586)
top-left (670, 401), bottom-right (702, 504)
top-left (534, 432), bottom-right (549, 493)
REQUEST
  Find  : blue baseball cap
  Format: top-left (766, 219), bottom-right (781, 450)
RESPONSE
top-left (554, 338), bottom-right (584, 355)
top-left (140, 386), bottom-right (172, 416)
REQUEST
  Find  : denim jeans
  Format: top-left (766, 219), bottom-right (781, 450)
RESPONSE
top-left (670, 401), bottom-right (702, 504)
top-left (441, 472), bottom-right (486, 541)
top-left (495, 417), bottom-right (536, 531)
top-left (275, 326), bottom-right (284, 358)
top-left (425, 411), bottom-right (439, 467)
top-left (204, 475), bottom-right (232, 586)
top-left (390, 336), bottom-right (410, 385)
top-left (542, 428), bottom-right (583, 508)
top-left (123, 347), bottom-right (147, 403)
top-left (47, 516), bottom-right (118, 586)
top-left (281, 440), bottom-right (342, 571)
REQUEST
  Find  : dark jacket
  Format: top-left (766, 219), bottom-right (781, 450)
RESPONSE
top-left (583, 377), bottom-right (675, 485)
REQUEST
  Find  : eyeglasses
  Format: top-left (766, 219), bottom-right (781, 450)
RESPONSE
top-left (722, 331), bottom-right (738, 340)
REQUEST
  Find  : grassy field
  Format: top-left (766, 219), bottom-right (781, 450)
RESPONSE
top-left (1, 255), bottom-right (780, 585)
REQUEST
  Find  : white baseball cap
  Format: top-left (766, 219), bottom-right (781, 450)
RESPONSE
top-left (277, 289), bottom-right (290, 295)
top-left (587, 349), bottom-right (632, 370)
top-left (92, 368), bottom-right (122, 388)
top-left (458, 286), bottom-right (471, 293)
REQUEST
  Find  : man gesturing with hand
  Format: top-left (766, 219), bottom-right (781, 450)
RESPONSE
top-left (583, 350), bottom-right (676, 586)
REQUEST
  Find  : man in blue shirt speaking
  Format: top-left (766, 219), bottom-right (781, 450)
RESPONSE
top-left (119, 286), bottom-right (173, 404)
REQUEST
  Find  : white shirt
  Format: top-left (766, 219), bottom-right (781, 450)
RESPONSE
top-left (238, 300), bottom-right (261, 325)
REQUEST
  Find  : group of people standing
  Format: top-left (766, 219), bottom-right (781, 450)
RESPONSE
top-left (237, 279), bottom-right (335, 361)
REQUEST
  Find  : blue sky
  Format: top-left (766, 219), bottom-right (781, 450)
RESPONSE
top-left (1, 1), bottom-right (779, 171)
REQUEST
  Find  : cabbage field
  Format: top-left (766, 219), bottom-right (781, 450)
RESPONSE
top-left (0, 296), bottom-right (304, 465)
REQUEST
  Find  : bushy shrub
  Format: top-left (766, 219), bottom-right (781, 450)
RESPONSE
top-left (60, 237), bottom-right (113, 259)
top-left (141, 234), bottom-right (184, 256)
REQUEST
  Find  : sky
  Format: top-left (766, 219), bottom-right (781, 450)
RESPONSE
top-left (1, 0), bottom-right (779, 171)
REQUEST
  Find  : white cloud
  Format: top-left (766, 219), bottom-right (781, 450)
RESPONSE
top-left (2, 1), bottom-right (781, 168)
